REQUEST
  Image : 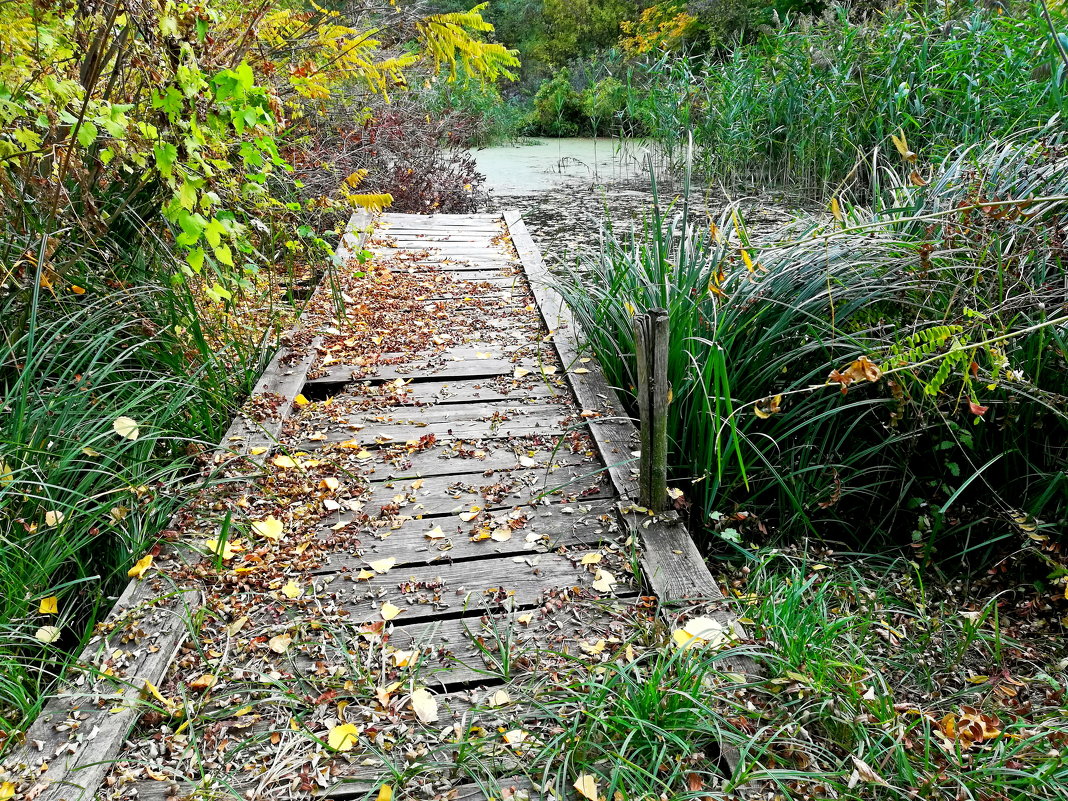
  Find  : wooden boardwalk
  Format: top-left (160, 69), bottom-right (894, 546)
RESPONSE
top-left (3, 212), bottom-right (741, 801)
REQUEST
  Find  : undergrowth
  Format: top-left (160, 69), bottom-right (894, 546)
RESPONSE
top-left (555, 126), bottom-right (1068, 563)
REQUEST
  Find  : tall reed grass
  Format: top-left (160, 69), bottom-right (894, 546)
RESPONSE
top-left (555, 127), bottom-right (1068, 559)
top-left (625, 2), bottom-right (1068, 195)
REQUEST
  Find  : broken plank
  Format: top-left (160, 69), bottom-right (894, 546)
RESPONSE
top-left (331, 550), bottom-right (635, 626)
top-left (315, 498), bottom-right (619, 569)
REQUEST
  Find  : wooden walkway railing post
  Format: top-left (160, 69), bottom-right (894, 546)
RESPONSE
top-left (633, 308), bottom-right (670, 512)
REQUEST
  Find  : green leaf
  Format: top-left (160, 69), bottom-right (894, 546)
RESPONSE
top-left (187, 247), bottom-right (205, 274)
top-left (214, 245), bottom-right (234, 267)
top-left (154, 142), bottom-right (178, 177)
top-left (176, 210), bottom-right (207, 246)
top-left (178, 180), bottom-right (197, 211)
top-left (204, 218), bottom-right (226, 248)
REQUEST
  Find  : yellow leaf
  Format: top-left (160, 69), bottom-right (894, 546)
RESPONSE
top-left (591, 569), bottom-right (616, 593)
top-left (39, 596), bottom-right (58, 615)
top-left (579, 552), bottom-right (602, 565)
top-left (380, 601), bottom-right (403, 621)
top-left (113, 416), bottom-right (140, 441)
top-left (367, 557), bottom-right (396, 573)
top-left (0, 781), bottom-right (15, 800)
top-left (328, 722), bottom-right (361, 752)
top-left (459, 506), bottom-right (482, 522)
top-left (410, 687), bottom-right (439, 723)
top-left (516, 613), bottom-right (534, 625)
top-left (272, 454), bottom-right (298, 469)
top-left (70, 284), bottom-right (86, 295)
top-left (376, 785), bottom-right (393, 801)
top-left (513, 367), bottom-right (530, 379)
top-left (226, 616), bottom-right (248, 636)
top-left (269, 632), bottom-right (292, 653)
top-left (44, 510), bottom-right (65, 527)
top-left (355, 449), bottom-right (374, 460)
top-left (250, 446), bottom-right (268, 456)
top-left (574, 773), bottom-right (599, 801)
top-left (503, 729), bottom-right (527, 745)
top-left (294, 394), bottom-right (310, 406)
top-left (891, 129), bottom-right (910, 158)
top-left (830, 197), bottom-right (844, 222)
top-left (35, 625), bottom-right (61, 644)
top-left (425, 525), bottom-right (445, 539)
top-left (281, 579), bottom-right (303, 599)
top-left (321, 476), bottom-right (340, 491)
top-left (355, 569), bottom-right (375, 580)
top-left (128, 553), bottom-right (154, 579)
top-left (252, 516), bottom-right (285, 541)
top-left (205, 538), bottom-right (243, 560)
top-left (188, 673), bottom-right (217, 692)
top-left (0, 460), bottom-right (13, 485)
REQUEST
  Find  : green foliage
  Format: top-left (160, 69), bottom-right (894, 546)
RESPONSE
top-left (627, 2), bottom-right (1068, 193)
top-left (555, 128), bottom-right (1068, 559)
top-left (531, 69), bottom-right (586, 136)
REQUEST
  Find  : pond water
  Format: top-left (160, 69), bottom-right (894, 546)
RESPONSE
top-left (469, 137), bottom-right (797, 267)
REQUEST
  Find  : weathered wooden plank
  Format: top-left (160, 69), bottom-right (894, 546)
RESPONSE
top-left (337, 376), bottom-right (557, 406)
top-left (337, 438), bottom-right (593, 481)
top-left (299, 412), bottom-right (582, 449)
top-left (333, 550), bottom-right (634, 625)
top-left (315, 498), bottom-right (618, 570)
top-left (504, 211), bottom-right (762, 775)
top-left (351, 463), bottom-right (609, 518)
top-left (306, 359), bottom-right (539, 388)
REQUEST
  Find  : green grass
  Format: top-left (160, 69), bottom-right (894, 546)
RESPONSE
top-left (0, 278), bottom-right (278, 733)
top-left (625, 1), bottom-right (1068, 195)
top-left (439, 552), bottom-right (1068, 800)
top-left (553, 126), bottom-right (1068, 558)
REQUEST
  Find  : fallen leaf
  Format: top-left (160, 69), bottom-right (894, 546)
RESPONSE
top-left (294, 394), bottom-right (310, 406)
top-left (272, 454), bottom-right (298, 469)
top-left (376, 786), bottom-right (393, 801)
top-left (0, 460), bottom-right (12, 485)
top-left (380, 601), bottom-right (403, 621)
top-left (249, 446), bottom-right (268, 456)
top-left (205, 538), bottom-right (243, 560)
top-left (226, 616), bottom-right (248, 636)
top-left (592, 569), bottom-right (616, 593)
top-left (128, 553), bottom-right (154, 579)
top-left (459, 505), bottom-right (482, 522)
top-left (281, 579), bottom-right (303, 599)
top-left (252, 516), bottom-right (285, 541)
top-left (848, 756), bottom-right (889, 788)
top-left (328, 722), bottom-right (361, 752)
top-left (491, 527), bottom-right (512, 542)
top-left (425, 525), bottom-right (446, 539)
top-left (188, 673), bottom-right (217, 692)
top-left (489, 689), bottom-right (512, 707)
top-left (0, 781), bottom-right (15, 801)
top-left (268, 632), bottom-right (292, 653)
top-left (35, 625), bottom-right (61, 644)
top-left (113, 416), bottom-right (140, 440)
top-left (673, 616), bottom-right (730, 650)
top-left (579, 552), bottom-right (602, 565)
top-left (513, 367), bottom-right (530, 379)
top-left (503, 729), bottom-right (527, 745)
top-left (320, 476), bottom-right (340, 491)
top-left (44, 510), bottom-right (65, 527)
top-left (516, 613), bottom-right (534, 625)
top-left (410, 688), bottom-right (439, 723)
top-left (574, 773), bottom-right (599, 801)
top-left (368, 557), bottom-right (396, 573)
top-left (39, 596), bottom-right (58, 615)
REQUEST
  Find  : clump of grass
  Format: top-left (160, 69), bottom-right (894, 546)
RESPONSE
top-left (627, 2), bottom-right (1068, 195)
top-left (439, 552), bottom-right (1068, 800)
top-left (0, 278), bottom-right (278, 733)
top-left (555, 126), bottom-right (1068, 560)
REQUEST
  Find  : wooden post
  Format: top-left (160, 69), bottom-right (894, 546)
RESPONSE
top-left (634, 308), bottom-right (670, 512)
